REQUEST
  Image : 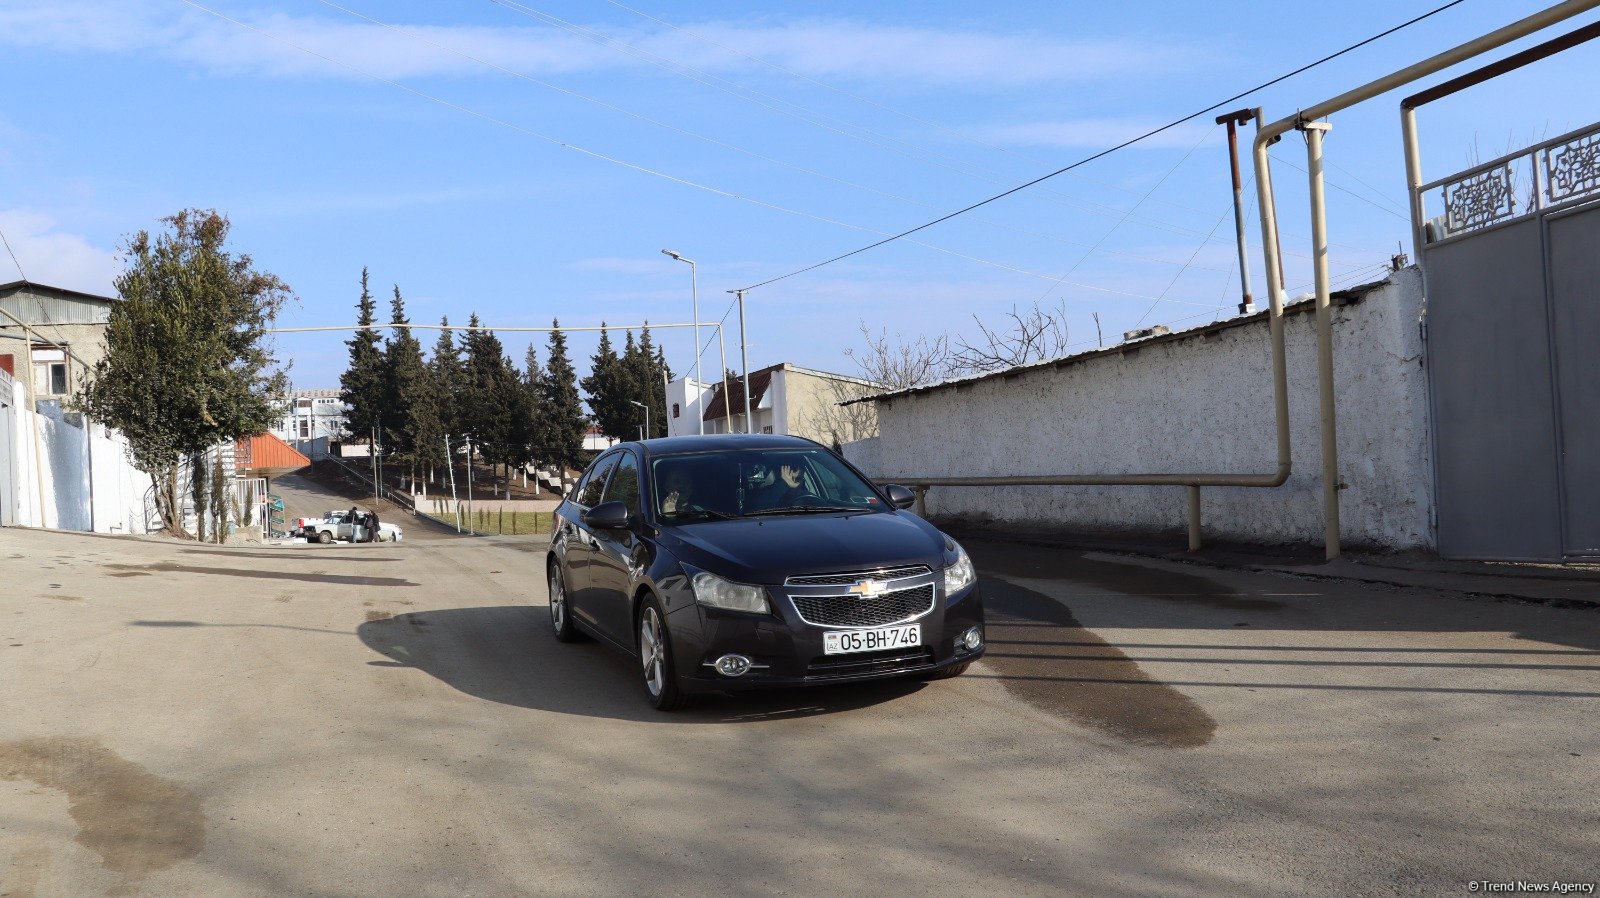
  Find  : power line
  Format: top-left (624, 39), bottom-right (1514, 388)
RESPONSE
top-left (1031, 125), bottom-right (1217, 307)
top-left (488, 0), bottom-right (1325, 252)
top-left (736, 0), bottom-right (1469, 291)
top-left (183, 0), bottom-right (1247, 301)
top-left (314, 0), bottom-right (1226, 275)
top-left (0, 225), bottom-right (27, 282)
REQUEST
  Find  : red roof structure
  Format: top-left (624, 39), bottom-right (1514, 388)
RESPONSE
top-left (235, 432), bottom-right (311, 478)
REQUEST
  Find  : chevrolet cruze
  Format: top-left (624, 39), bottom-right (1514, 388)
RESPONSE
top-left (545, 434), bottom-right (986, 710)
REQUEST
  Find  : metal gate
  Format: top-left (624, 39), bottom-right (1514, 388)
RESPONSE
top-left (1420, 123), bottom-right (1600, 560)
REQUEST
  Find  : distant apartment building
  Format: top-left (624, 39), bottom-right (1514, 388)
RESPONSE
top-left (0, 280), bottom-right (115, 412)
top-left (666, 363), bottom-right (879, 447)
top-left (271, 389), bottom-right (349, 443)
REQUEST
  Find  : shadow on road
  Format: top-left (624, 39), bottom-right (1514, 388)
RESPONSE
top-left (356, 606), bottom-right (925, 724)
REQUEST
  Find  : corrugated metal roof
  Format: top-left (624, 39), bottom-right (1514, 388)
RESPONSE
top-left (842, 276), bottom-right (1393, 406)
top-left (236, 433), bottom-right (311, 476)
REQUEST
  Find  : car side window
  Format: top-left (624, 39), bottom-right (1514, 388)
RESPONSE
top-left (569, 462), bottom-right (599, 505)
top-left (602, 452), bottom-right (641, 515)
top-left (579, 455), bottom-right (618, 508)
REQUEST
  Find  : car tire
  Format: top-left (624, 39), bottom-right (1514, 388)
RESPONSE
top-left (317, 530), bottom-right (333, 544)
top-left (548, 563), bottom-right (582, 643)
top-left (922, 662), bottom-right (970, 680)
top-left (637, 597), bottom-right (691, 711)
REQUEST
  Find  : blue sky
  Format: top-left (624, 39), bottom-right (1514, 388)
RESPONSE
top-left (0, 0), bottom-right (1593, 389)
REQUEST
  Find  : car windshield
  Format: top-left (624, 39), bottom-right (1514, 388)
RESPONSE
top-left (652, 448), bottom-right (886, 521)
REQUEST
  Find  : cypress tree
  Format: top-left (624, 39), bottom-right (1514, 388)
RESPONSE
top-left (632, 325), bottom-right (669, 438)
top-left (339, 267), bottom-right (384, 442)
top-left (382, 286), bottom-right (441, 476)
top-left (429, 316), bottom-right (463, 436)
top-left (522, 344), bottom-right (549, 468)
top-left (580, 324), bottom-right (627, 440)
top-left (542, 319), bottom-right (587, 471)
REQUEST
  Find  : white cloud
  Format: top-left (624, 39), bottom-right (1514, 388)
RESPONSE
top-left (0, 210), bottom-right (120, 296)
top-left (0, 1), bottom-right (1191, 86)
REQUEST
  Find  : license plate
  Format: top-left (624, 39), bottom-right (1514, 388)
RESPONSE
top-left (823, 624), bottom-right (921, 655)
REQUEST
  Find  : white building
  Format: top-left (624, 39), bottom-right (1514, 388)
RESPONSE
top-left (271, 389), bottom-right (349, 443)
top-left (666, 364), bottom-right (879, 446)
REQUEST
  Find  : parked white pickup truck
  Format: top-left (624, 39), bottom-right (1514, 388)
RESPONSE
top-left (293, 510), bottom-right (404, 544)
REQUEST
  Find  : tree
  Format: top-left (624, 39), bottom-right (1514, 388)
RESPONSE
top-left (429, 316), bottom-right (463, 437)
top-left (339, 268), bottom-right (384, 441)
top-left (541, 319), bottom-right (587, 471)
top-left (461, 314), bottom-right (505, 467)
top-left (77, 208), bottom-right (292, 538)
top-left (632, 326), bottom-right (669, 438)
top-left (949, 299), bottom-right (1071, 373)
top-left (580, 324), bottom-right (629, 440)
top-left (651, 342), bottom-right (674, 438)
top-left (519, 344), bottom-right (549, 469)
top-left (381, 286), bottom-right (443, 480)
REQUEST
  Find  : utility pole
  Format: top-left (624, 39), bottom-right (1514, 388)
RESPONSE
top-left (445, 434), bottom-right (460, 532)
top-left (729, 289), bottom-right (752, 433)
top-left (465, 434), bottom-right (474, 533)
top-left (1217, 108), bottom-right (1259, 316)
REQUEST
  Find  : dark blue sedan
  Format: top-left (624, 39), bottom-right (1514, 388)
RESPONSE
top-left (545, 434), bottom-right (986, 710)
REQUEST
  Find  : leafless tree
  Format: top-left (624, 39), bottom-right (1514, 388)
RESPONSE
top-left (843, 322), bottom-right (952, 391)
top-left (799, 377), bottom-right (881, 449)
top-left (949, 299), bottom-right (1071, 374)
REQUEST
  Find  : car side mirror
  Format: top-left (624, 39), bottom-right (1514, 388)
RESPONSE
top-left (581, 500), bottom-right (633, 529)
top-left (884, 484), bottom-right (917, 510)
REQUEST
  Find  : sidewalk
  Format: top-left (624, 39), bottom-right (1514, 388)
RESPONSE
top-left (942, 524), bottom-right (1600, 607)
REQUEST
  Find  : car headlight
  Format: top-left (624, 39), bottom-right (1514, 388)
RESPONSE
top-left (943, 541), bottom-right (976, 595)
top-left (689, 570), bottom-right (771, 614)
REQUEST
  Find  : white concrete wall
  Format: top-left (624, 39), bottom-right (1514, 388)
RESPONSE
top-left (843, 268), bottom-right (1433, 550)
top-left (5, 377), bottom-right (152, 533)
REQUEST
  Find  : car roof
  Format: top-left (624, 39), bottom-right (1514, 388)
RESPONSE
top-left (623, 433), bottom-right (821, 459)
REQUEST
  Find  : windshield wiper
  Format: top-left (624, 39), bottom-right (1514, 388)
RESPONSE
top-left (745, 505), bottom-right (866, 516)
top-left (669, 508), bottom-right (738, 521)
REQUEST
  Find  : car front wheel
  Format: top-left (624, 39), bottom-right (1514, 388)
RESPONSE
top-left (638, 597), bottom-right (690, 711)
top-left (548, 564), bottom-right (580, 642)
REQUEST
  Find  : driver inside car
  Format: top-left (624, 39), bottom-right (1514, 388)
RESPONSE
top-left (748, 457), bottom-right (816, 511)
top-left (660, 466), bottom-right (697, 516)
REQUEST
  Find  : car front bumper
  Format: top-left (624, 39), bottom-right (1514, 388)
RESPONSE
top-left (666, 582), bottom-right (985, 694)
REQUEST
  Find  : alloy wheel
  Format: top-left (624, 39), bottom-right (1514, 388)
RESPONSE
top-left (549, 569), bottom-right (566, 635)
top-left (640, 607), bottom-right (665, 697)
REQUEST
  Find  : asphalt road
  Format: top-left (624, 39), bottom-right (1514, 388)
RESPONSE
top-left (2, 502), bottom-right (1597, 896)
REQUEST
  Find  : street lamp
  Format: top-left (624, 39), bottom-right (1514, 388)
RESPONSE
top-left (661, 249), bottom-right (703, 435)
top-left (628, 399), bottom-right (650, 441)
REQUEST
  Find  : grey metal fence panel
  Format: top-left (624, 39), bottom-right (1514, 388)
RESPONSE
top-left (1424, 218), bottom-right (1564, 560)
top-left (1547, 204), bottom-right (1600, 556)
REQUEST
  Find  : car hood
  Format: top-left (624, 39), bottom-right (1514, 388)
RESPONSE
top-left (658, 511), bottom-right (947, 584)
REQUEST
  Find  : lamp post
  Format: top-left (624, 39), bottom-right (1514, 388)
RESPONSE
top-left (728, 289), bottom-right (752, 433)
top-left (629, 399), bottom-right (649, 442)
top-left (661, 249), bottom-right (703, 434)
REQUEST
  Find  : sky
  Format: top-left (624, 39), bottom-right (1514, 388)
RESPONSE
top-left (0, 0), bottom-right (1593, 391)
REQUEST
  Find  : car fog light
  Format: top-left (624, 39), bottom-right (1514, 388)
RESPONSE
top-left (714, 654), bottom-right (754, 677)
top-left (959, 626), bottom-right (984, 652)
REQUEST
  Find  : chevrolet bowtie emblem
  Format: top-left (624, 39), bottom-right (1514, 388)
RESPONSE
top-left (848, 579), bottom-right (887, 598)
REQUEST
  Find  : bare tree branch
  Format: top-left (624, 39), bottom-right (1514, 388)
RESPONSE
top-left (950, 299), bottom-right (1070, 374)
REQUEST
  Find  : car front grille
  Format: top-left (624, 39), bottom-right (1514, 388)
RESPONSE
top-left (785, 565), bottom-right (930, 587)
top-left (806, 646), bottom-right (935, 679)
top-left (790, 584), bottom-right (935, 629)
